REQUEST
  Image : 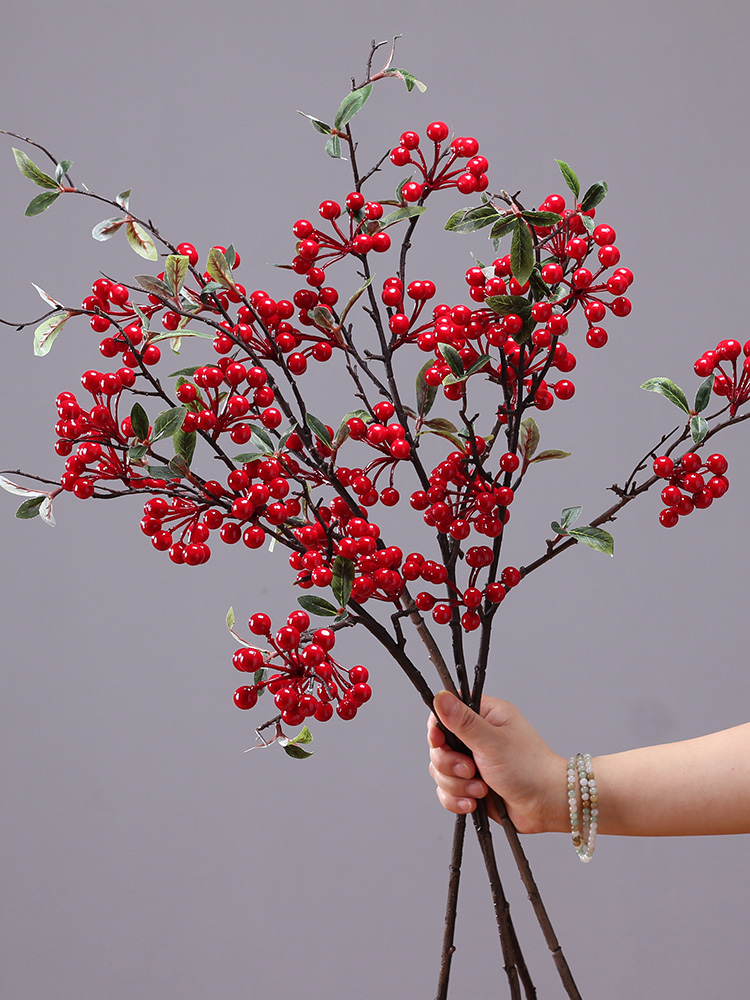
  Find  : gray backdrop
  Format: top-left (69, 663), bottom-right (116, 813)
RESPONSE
top-left (1, 1), bottom-right (748, 997)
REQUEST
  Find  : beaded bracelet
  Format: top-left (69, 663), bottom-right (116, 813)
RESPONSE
top-left (567, 753), bottom-right (598, 862)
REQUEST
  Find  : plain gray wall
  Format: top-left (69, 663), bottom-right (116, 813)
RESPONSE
top-left (1, 1), bottom-right (748, 997)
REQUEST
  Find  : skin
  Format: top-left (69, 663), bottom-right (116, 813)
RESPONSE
top-left (428, 690), bottom-right (750, 837)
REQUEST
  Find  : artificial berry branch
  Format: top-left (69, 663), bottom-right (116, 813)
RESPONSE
top-left (5, 43), bottom-right (750, 999)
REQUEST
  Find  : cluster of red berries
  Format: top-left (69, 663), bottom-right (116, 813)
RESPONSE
top-left (694, 338), bottom-right (750, 416)
top-left (389, 122), bottom-right (488, 200)
top-left (653, 452), bottom-right (729, 527)
top-left (410, 551), bottom-right (521, 632)
top-left (232, 609), bottom-right (371, 725)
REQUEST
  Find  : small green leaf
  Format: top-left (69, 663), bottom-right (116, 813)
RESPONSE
top-left (422, 416), bottom-right (459, 434)
top-left (444, 205), bottom-right (500, 234)
top-left (333, 409), bottom-right (371, 447)
top-left (579, 180), bottom-right (608, 213)
top-left (25, 190), bottom-right (60, 216)
top-left (92, 216), bottom-right (126, 241)
top-left (232, 452), bottom-right (266, 463)
top-left (169, 456), bottom-right (190, 478)
top-left (489, 215), bottom-right (517, 240)
top-left (223, 245), bottom-right (237, 270)
top-left (297, 111), bottom-right (333, 134)
top-left (333, 84), bottom-right (372, 130)
top-left (152, 405), bottom-right (187, 442)
top-left (580, 214), bottom-right (595, 235)
top-left (31, 283), bottom-right (63, 309)
top-left (305, 413), bottom-right (332, 448)
top-left (128, 444), bottom-right (148, 461)
top-left (521, 210), bottom-right (562, 227)
top-left (380, 205), bottom-right (426, 227)
top-left (116, 190), bottom-right (131, 211)
top-left (250, 426), bottom-right (274, 452)
top-left (55, 159), bottom-right (73, 184)
top-left (485, 294), bottom-right (532, 319)
top-left (206, 247), bottom-right (235, 288)
top-left (288, 725), bottom-right (313, 746)
top-left (465, 354), bottom-right (492, 377)
top-left (531, 449), bottom-right (571, 463)
top-left (168, 365), bottom-right (201, 378)
top-left (12, 148), bottom-right (58, 188)
top-left (125, 220), bottom-right (158, 260)
top-left (226, 607), bottom-right (235, 629)
top-left (325, 134), bottom-right (344, 159)
top-left (15, 495), bottom-right (45, 519)
top-left (332, 555), bottom-right (355, 607)
top-left (173, 427), bottom-right (196, 467)
top-left (33, 312), bottom-right (69, 356)
top-left (339, 277), bottom-right (374, 324)
top-left (283, 743), bottom-right (314, 759)
top-left (165, 254), bottom-right (189, 295)
top-left (389, 67), bottom-right (427, 93)
top-left (416, 360), bottom-right (438, 417)
top-left (135, 274), bottom-right (172, 299)
top-left (641, 377), bottom-right (690, 414)
top-left (438, 343), bottom-right (465, 378)
top-left (528, 267), bottom-right (552, 301)
top-left (555, 159), bottom-right (580, 200)
top-left (298, 595), bottom-right (339, 617)
top-left (130, 402), bottom-right (150, 441)
top-left (690, 414), bottom-right (709, 445)
top-left (694, 374), bottom-right (715, 413)
top-left (567, 525), bottom-right (614, 556)
top-left (510, 219), bottom-right (535, 286)
top-left (145, 465), bottom-right (175, 480)
top-left (559, 506), bottom-right (582, 530)
top-left (519, 417), bottom-right (540, 461)
top-left (199, 281), bottom-right (225, 300)
top-left (132, 302), bottom-right (151, 332)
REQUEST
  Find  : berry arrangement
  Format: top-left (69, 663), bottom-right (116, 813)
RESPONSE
top-left (3, 39), bottom-right (750, 1000)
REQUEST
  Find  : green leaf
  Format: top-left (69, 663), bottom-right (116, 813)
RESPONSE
top-left (444, 204), bottom-right (500, 234)
top-left (333, 409), bottom-right (371, 447)
top-left (92, 216), bottom-right (126, 241)
top-left (288, 725), bottom-right (313, 746)
top-left (12, 148), bottom-right (58, 189)
top-left (298, 595), bottom-right (339, 617)
top-left (169, 456), bottom-right (190, 478)
top-left (33, 312), bottom-right (69, 356)
top-left (510, 219), bottom-right (535, 286)
top-left (130, 402), bottom-right (150, 441)
top-left (226, 607), bottom-right (235, 629)
top-left (25, 190), bottom-right (60, 216)
top-left (485, 294), bottom-right (532, 319)
top-left (579, 180), bottom-right (608, 213)
top-left (519, 417), bottom-right (540, 460)
top-left (333, 84), bottom-right (372, 130)
top-left (165, 254), bottom-right (189, 296)
top-left (223, 245), bottom-right (237, 270)
top-left (128, 444), bottom-right (148, 461)
top-left (332, 556), bottom-right (355, 607)
top-left (145, 465), bottom-right (175, 480)
top-left (580, 214), bottom-right (595, 235)
top-left (641, 377), bottom-right (690, 414)
top-left (168, 365), bottom-right (201, 378)
top-left (55, 159), bottom-right (73, 184)
top-left (125, 220), bottom-right (158, 260)
top-left (116, 190), bottom-right (131, 211)
top-left (521, 210), bottom-right (562, 227)
top-left (690, 414), bottom-right (709, 445)
top-left (325, 134), bottom-right (344, 159)
top-left (422, 416), bottom-right (458, 435)
top-left (135, 274), bottom-right (172, 299)
top-left (152, 405), bottom-right (187, 442)
top-left (380, 205), bottom-right (426, 227)
top-left (206, 247), bottom-right (235, 288)
top-left (567, 525), bottom-right (614, 556)
top-left (465, 354), bottom-right (492, 377)
top-left (531, 449), bottom-right (571, 463)
top-left (416, 360), bottom-right (438, 417)
top-left (555, 159), bottom-right (580, 200)
top-left (438, 343), bottom-right (465, 378)
top-left (250, 426), bottom-right (275, 453)
top-left (489, 215), bottom-right (517, 240)
top-left (528, 267), bottom-right (552, 302)
top-left (15, 495), bottom-right (45, 519)
top-left (305, 413), bottom-right (332, 448)
top-left (297, 111), bottom-right (333, 135)
top-left (283, 743), bottom-right (314, 759)
top-left (173, 427), bottom-right (196, 467)
top-left (339, 276), bottom-right (374, 324)
top-left (199, 281), bottom-right (225, 300)
top-left (232, 452), bottom-right (266, 463)
top-left (389, 67), bottom-right (427, 93)
top-left (31, 283), bottom-right (63, 309)
top-left (132, 302), bottom-right (151, 332)
top-left (559, 506), bottom-right (582, 531)
top-left (694, 374), bottom-right (715, 413)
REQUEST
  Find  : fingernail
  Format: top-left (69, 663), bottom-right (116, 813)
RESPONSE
top-left (467, 781), bottom-right (485, 796)
top-left (455, 762), bottom-right (472, 778)
top-left (458, 798), bottom-right (473, 813)
top-left (434, 689), bottom-right (460, 718)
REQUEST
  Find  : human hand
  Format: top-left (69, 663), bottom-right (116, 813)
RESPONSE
top-left (428, 690), bottom-right (568, 834)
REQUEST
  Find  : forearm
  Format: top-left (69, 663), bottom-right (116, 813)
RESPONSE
top-left (549, 723), bottom-right (750, 837)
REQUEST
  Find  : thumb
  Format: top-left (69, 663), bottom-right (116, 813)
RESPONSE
top-left (433, 690), bottom-right (498, 752)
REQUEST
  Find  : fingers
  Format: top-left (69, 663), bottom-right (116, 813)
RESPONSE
top-left (429, 760), bottom-right (488, 813)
